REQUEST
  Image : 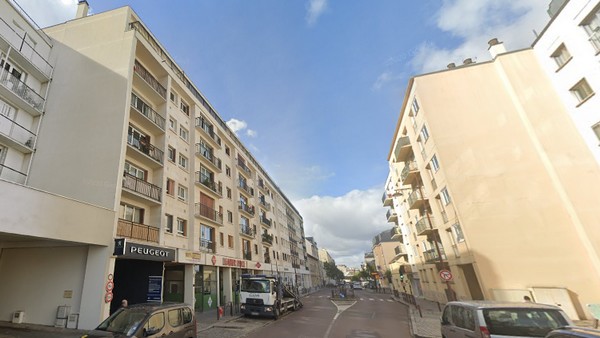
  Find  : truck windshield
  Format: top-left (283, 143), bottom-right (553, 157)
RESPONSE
top-left (241, 279), bottom-right (270, 293)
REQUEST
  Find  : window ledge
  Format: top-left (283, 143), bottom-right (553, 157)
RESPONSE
top-left (576, 92), bottom-right (596, 108)
top-left (554, 56), bottom-right (572, 72)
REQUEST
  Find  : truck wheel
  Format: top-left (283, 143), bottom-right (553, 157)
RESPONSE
top-left (274, 306), bottom-right (280, 320)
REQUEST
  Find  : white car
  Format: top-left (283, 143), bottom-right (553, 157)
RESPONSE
top-left (352, 282), bottom-right (363, 290)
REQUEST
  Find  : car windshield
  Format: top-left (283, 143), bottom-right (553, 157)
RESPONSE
top-left (96, 308), bottom-right (147, 336)
top-left (483, 308), bottom-right (569, 337)
top-left (241, 279), bottom-right (270, 293)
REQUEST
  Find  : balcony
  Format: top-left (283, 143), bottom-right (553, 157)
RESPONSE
top-left (257, 179), bottom-right (268, 193)
top-left (243, 251), bottom-right (252, 261)
top-left (196, 143), bottom-right (222, 172)
top-left (393, 136), bottom-right (412, 162)
top-left (0, 72), bottom-right (44, 116)
top-left (391, 245), bottom-right (408, 263)
top-left (238, 179), bottom-right (254, 196)
top-left (0, 163), bottom-right (26, 184)
top-left (122, 172), bottom-right (161, 203)
top-left (237, 158), bottom-right (252, 176)
top-left (200, 238), bottom-right (216, 254)
top-left (401, 161), bottom-right (419, 185)
top-left (262, 233), bottom-right (273, 246)
top-left (259, 198), bottom-right (271, 211)
top-left (589, 29), bottom-right (600, 53)
top-left (415, 215), bottom-right (436, 236)
top-left (260, 216), bottom-right (272, 227)
top-left (382, 191), bottom-right (393, 207)
top-left (126, 134), bottom-right (164, 166)
top-left (130, 92), bottom-right (165, 132)
top-left (195, 116), bottom-right (222, 148)
top-left (133, 60), bottom-right (166, 102)
top-left (408, 189), bottom-right (427, 210)
top-left (386, 209), bottom-right (398, 223)
top-left (0, 16), bottom-right (53, 80)
top-left (423, 247), bottom-right (446, 264)
top-left (194, 202), bottom-right (224, 226)
top-left (0, 104), bottom-right (35, 153)
top-left (195, 171), bottom-right (223, 198)
top-left (117, 218), bottom-right (159, 243)
top-left (239, 202), bottom-right (255, 217)
top-left (390, 227), bottom-right (403, 242)
top-left (240, 224), bottom-right (255, 239)
top-left (264, 254), bottom-right (271, 264)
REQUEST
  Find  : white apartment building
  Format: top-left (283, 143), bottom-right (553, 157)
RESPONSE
top-left (533, 0), bottom-right (600, 165)
top-left (0, 0), bottom-right (307, 329)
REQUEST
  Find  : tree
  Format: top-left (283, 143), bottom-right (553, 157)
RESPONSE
top-left (323, 261), bottom-right (344, 281)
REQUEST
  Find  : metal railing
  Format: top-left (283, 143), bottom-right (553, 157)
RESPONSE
top-left (195, 171), bottom-right (222, 196)
top-left (133, 60), bottom-right (166, 99)
top-left (195, 116), bottom-right (222, 146)
top-left (117, 218), bottom-right (159, 243)
top-left (195, 202), bottom-right (223, 225)
top-left (0, 105), bottom-right (36, 148)
top-left (237, 158), bottom-right (251, 175)
top-left (130, 92), bottom-right (165, 130)
top-left (122, 172), bottom-right (161, 202)
top-left (238, 201), bottom-right (255, 216)
top-left (0, 72), bottom-right (44, 112)
top-left (196, 143), bottom-right (222, 170)
top-left (415, 215), bottom-right (435, 235)
top-left (262, 233), bottom-right (273, 245)
top-left (386, 209), bottom-right (397, 220)
top-left (0, 162), bottom-right (27, 183)
top-left (240, 224), bottom-right (255, 238)
top-left (423, 247), bottom-right (446, 263)
top-left (238, 179), bottom-right (254, 196)
top-left (408, 189), bottom-right (425, 207)
top-left (126, 134), bottom-right (164, 164)
top-left (243, 251), bottom-right (252, 261)
top-left (400, 161), bottom-right (418, 182)
top-left (200, 238), bottom-right (215, 253)
top-left (260, 216), bottom-right (272, 227)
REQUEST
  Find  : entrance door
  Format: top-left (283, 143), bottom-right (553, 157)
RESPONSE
top-left (164, 265), bottom-right (184, 302)
top-left (112, 259), bottom-right (163, 314)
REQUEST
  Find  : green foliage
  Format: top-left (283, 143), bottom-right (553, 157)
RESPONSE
top-left (385, 269), bottom-right (392, 283)
top-left (323, 261), bottom-right (344, 281)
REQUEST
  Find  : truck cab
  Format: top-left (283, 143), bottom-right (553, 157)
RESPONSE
top-left (239, 274), bottom-right (301, 319)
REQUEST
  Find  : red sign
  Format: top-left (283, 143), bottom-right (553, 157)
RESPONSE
top-left (104, 292), bottom-right (113, 303)
top-left (211, 255), bottom-right (217, 265)
top-left (439, 269), bottom-right (453, 281)
top-left (255, 262), bottom-right (261, 269)
top-left (105, 281), bottom-right (114, 292)
top-left (222, 258), bottom-right (247, 268)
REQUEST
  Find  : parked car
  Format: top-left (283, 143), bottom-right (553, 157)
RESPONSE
top-left (352, 282), bottom-right (363, 290)
top-left (546, 327), bottom-right (600, 338)
top-left (441, 301), bottom-right (572, 338)
top-left (82, 302), bottom-right (197, 338)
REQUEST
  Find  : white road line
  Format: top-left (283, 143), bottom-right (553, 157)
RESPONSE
top-left (369, 298), bottom-right (374, 301)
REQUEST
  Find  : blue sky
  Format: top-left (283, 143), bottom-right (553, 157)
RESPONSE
top-left (17, 0), bottom-right (550, 267)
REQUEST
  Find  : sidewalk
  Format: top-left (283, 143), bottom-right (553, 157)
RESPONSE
top-left (391, 294), bottom-right (443, 338)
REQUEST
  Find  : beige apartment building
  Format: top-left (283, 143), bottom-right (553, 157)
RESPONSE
top-left (371, 228), bottom-right (408, 291)
top-left (385, 44), bottom-right (600, 320)
top-left (0, 0), bottom-right (307, 329)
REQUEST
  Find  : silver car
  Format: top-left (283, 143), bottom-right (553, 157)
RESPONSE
top-left (441, 301), bottom-right (573, 338)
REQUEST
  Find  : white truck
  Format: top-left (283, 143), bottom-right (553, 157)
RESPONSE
top-left (239, 274), bottom-right (302, 319)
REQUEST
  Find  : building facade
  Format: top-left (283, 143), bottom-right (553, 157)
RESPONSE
top-left (371, 229), bottom-right (404, 290)
top-left (0, 0), bottom-right (306, 329)
top-left (385, 46), bottom-right (600, 320)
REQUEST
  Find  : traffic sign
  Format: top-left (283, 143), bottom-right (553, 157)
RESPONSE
top-left (439, 269), bottom-right (453, 281)
top-left (106, 281), bottom-right (114, 292)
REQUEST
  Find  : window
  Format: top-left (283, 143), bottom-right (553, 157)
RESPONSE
top-left (168, 308), bottom-right (182, 327)
top-left (225, 166), bottom-right (231, 177)
top-left (551, 44), bottom-right (571, 69)
top-left (430, 155), bottom-right (440, 172)
top-left (582, 7), bottom-right (600, 53)
top-left (180, 100), bottom-right (190, 115)
top-left (201, 224), bottom-right (213, 251)
top-left (176, 218), bottom-right (187, 236)
top-left (166, 178), bottom-right (175, 195)
top-left (412, 98), bottom-right (420, 115)
top-left (179, 127), bottom-right (189, 142)
top-left (0, 56), bottom-right (24, 80)
top-left (227, 187), bottom-right (232, 199)
top-left (170, 91), bottom-right (178, 104)
top-left (452, 222), bottom-right (465, 242)
top-left (570, 78), bottom-right (594, 104)
top-left (225, 146), bottom-right (230, 156)
top-left (420, 125), bottom-right (430, 142)
top-left (254, 244), bottom-right (258, 254)
top-left (440, 187), bottom-right (452, 206)
top-left (169, 117), bottom-right (177, 131)
top-left (592, 122), bottom-right (600, 142)
top-left (144, 312), bottom-right (165, 333)
top-left (168, 146), bottom-right (176, 162)
top-left (227, 211), bottom-right (233, 223)
top-left (120, 203), bottom-right (143, 223)
top-left (220, 232), bottom-right (224, 246)
top-left (177, 185), bottom-right (187, 201)
top-left (228, 235), bottom-right (234, 248)
top-left (124, 161), bottom-right (145, 180)
top-left (165, 214), bottom-right (173, 233)
top-left (178, 154), bottom-right (188, 169)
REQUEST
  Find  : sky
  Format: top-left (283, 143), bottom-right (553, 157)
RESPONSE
top-left (15, 0), bottom-right (551, 268)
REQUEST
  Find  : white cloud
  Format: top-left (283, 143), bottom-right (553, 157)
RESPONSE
top-left (411, 0), bottom-right (550, 73)
top-left (306, 0), bottom-right (328, 27)
top-left (246, 129), bottom-right (257, 138)
top-left (295, 188), bottom-right (392, 268)
top-left (226, 118), bottom-right (248, 135)
top-left (15, 0), bottom-right (78, 28)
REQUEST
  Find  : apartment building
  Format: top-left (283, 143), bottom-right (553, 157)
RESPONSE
top-left (306, 236), bottom-right (325, 288)
top-left (0, 0), bottom-right (306, 329)
top-left (370, 228), bottom-right (407, 290)
top-left (533, 0), bottom-right (600, 165)
top-left (385, 45), bottom-right (600, 320)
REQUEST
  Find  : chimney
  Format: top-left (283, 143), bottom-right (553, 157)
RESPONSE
top-left (488, 38), bottom-right (506, 59)
top-left (447, 63), bottom-right (456, 69)
top-left (76, 0), bottom-right (89, 19)
top-left (463, 58), bottom-right (473, 65)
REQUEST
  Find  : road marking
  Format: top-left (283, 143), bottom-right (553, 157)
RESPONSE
top-left (325, 300), bottom-right (357, 338)
top-left (369, 298), bottom-right (374, 301)
top-left (387, 299), bottom-right (393, 302)
top-left (379, 299), bottom-right (384, 302)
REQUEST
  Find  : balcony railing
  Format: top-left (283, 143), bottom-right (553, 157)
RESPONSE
top-left (259, 198), bottom-right (271, 211)
top-left (390, 227), bottom-right (402, 241)
top-left (237, 158), bottom-right (251, 175)
top-left (400, 161), bottom-right (419, 182)
top-left (200, 238), bottom-right (216, 253)
top-left (262, 233), bottom-right (273, 245)
top-left (240, 224), bottom-right (255, 238)
top-left (0, 16), bottom-right (53, 78)
top-left (117, 218), bottom-right (159, 243)
top-left (195, 171), bottom-right (223, 196)
top-left (415, 215), bottom-right (436, 236)
top-left (589, 29), bottom-right (600, 53)
top-left (260, 216), bottom-right (272, 227)
top-left (196, 143), bottom-right (222, 170)
top-left (423, 247), bottom-right (446, 263)
top-left (195, 116), bottom-right (222, 146)
top-left (127, 134), bottom-right (164, 164)
top-left (239, 202), bottom-right (255, 216)
top-left (386, 209), bottom-right (398, 222)
top-left (122, 172), bottom-right (161, 202)
top-left (408, 189), bottom-right (427, 209)
top-left (0, 104), bottom-right (35, 148)
top-left (0, 72), bottom-right (44, 113)
top-left (131, 92), bottom-right (165, 130)
top-left (243, 251), bottom-right (252, 261)
top-left (133, 60), bottom-right (166, 99)
top-left (195, 202), bottom-right (223, 225)
top-left (382, 191), bottom-right (393, 207)
top-left (0, 163), bottom-right (27, 183)
top-left (238, 179), bottom-right (254, 196)
top-left (394, 245), bottom-right (407, 256)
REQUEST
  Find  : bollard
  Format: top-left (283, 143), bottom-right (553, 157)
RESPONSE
top-left (437, 301), bottom-right (441, 311)
top-left (417, 304), bottom-right (422, 318)
top-left (230, 301), bottom-right (233, 316)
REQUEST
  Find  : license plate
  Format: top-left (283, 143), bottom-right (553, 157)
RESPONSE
top-left (251, 312), bottom-right (259, 316)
